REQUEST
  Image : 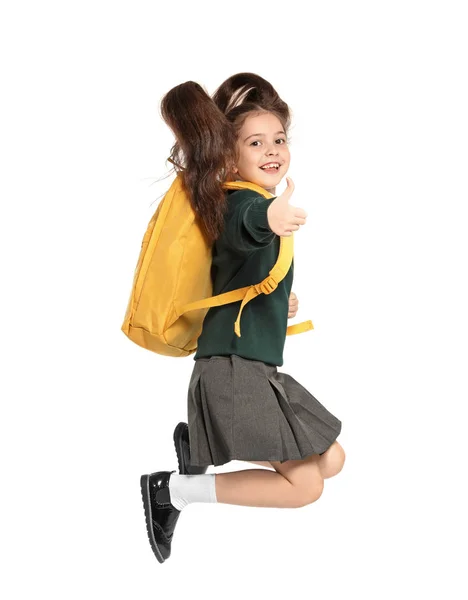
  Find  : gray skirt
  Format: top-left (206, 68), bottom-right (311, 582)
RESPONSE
top-left (187, 354), bottom-right (342, 467)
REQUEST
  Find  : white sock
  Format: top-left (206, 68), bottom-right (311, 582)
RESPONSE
top-left (168, 473), bottom-right (218, 510)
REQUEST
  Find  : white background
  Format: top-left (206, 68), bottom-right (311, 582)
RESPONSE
top-left (1, 1), bottom-right (467, 598)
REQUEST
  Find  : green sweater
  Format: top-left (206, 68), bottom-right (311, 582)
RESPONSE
top-left (194, 188), bottom-right (294, 367)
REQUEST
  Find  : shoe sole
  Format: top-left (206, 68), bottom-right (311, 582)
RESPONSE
top-left (173, 422), bottom-right (188, 475)
top-left (140, 474), bottom-right (165, 564)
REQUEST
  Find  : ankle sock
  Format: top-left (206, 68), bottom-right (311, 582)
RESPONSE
top-left (168, 473), bottom-right (217, 510)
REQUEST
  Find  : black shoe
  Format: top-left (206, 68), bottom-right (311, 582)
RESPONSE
top-left (173, 422), bottom-right (208, 475)
top-left (140, 470), bottom-right (181, 563)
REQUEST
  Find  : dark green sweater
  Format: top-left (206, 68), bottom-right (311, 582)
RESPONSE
top-left (194, 188), bottom-right (294, 367)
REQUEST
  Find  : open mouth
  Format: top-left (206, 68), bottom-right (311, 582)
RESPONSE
top-left (259, 162), bottom-right (281, 173)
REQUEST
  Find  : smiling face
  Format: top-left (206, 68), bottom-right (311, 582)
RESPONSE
top-left (233, 111), bottom-right (290, 193)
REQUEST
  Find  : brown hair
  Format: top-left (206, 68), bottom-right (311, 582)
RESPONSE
top-left (160, 73), bottom-right (291, 244)
top-left (213, 72), bottom-right (291, 138)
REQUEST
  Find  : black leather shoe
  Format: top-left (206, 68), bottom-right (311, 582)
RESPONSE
top-left (140, 470), bottom-right (181, 563)
top-left (173, 422), bottom-right (208, 475)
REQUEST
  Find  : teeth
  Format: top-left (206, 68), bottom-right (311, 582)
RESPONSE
top-left (261, 163), bottom-right (280, 169)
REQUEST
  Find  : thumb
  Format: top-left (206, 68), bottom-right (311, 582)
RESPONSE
top-left (279, 177), bottom-right (295, 203)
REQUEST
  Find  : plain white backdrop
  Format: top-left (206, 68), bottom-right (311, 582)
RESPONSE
top-left (1, 1), bottom-right (467, 598)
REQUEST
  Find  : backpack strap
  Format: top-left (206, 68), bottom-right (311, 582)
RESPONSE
top-left (177, 180), bottom-right (313, 337)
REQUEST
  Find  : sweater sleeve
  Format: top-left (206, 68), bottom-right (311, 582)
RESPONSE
top-left (224, 191), bottom-right (277, 254)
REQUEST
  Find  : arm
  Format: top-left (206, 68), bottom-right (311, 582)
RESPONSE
top-left (223, 191), bottom-right (277, 254)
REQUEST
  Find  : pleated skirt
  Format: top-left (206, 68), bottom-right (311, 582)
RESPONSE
top-left (187, 354), bottom-right (342, 467)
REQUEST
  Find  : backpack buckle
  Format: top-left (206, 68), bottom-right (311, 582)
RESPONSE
top-left (257, 277), bottom-right (278, 295)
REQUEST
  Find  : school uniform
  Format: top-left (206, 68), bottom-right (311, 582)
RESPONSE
top-left (187, 188), bottom-right (342, 467)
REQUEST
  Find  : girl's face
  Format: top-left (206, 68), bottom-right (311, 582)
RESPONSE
top-left (233, 111), bottom-right (290, 193)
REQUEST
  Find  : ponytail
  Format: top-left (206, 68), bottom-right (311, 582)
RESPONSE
top-left (160, 82), bottom-right (237, 245)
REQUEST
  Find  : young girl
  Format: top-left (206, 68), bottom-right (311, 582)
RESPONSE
top-left (140, 73), bottom-right (345, 564)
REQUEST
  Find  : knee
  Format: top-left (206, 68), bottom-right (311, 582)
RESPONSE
top-left (335, 444), bottom-right (346, 473)
top-left (333, 443), bottom-right (346, 473)
top-left (320, 442), bottom-right (346, 478)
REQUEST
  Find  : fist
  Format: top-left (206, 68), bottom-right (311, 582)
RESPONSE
top-left (288, 291), bottom-right (299, 319)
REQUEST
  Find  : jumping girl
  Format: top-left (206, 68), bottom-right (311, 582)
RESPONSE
top-left (140, 73), bottom-right (345, 563)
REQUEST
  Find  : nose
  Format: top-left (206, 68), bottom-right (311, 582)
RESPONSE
top-left (266, 142), bottom-right (279, 156)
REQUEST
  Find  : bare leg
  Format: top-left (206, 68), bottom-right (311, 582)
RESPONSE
top-left (215, 453), bottom-right (325, 508)
top-left (246, 441), bottom-right (346, 479)
top-left (316, 441), bottom-right (346, 479)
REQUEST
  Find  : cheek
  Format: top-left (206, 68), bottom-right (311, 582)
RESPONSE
top-left (282, 148), bottom-right (291, 163)
top-left (241, 150), bottom-right (260, 171)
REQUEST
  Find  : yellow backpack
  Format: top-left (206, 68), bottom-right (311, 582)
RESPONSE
top-left (121, 173), bottom-right (313, 357)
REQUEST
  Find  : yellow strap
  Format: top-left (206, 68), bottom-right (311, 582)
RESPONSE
top-left (177, 285), bottom-right (251, 316)
top-left (232, 235), bottom-right (294, 336)
top-left (234, 286), bottom-right (259, 337)
top-left (222, 180), bottom-right (275, 195)
top-left (286, 320), bottom-right (314, 336)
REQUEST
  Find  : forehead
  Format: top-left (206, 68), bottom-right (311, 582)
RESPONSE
top-left (239, 112), bottom-right (284, 135)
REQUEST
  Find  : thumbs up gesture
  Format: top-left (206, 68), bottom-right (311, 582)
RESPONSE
top-left (267, 177), bottom-right (308, 236)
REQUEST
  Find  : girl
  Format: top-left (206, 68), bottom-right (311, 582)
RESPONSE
top-left (140, 73), bottom-right (345, 564)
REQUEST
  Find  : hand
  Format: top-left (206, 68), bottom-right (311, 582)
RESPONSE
top-left (267, 177), bottom-right (308, 237)
top-left (288, 291), bottom-right (299, 319)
